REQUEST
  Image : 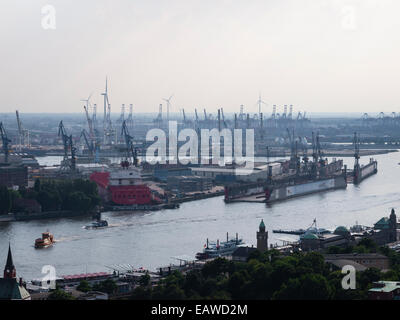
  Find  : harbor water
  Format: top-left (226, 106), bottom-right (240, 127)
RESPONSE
top-left (0, 152), bottom-right (399, 281)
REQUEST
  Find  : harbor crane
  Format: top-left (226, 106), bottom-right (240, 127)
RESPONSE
top-left (127, 104), bottom-right (133, 128)
top-left (92, 104), bottom-right (97, 130)
top-left (182, 108), bottom-right (192, 126)
top-left (121, 120), bottom-right (138, 167)
top-left (118, 104), bottom-right (125, 124)
top-left (203, 109), bottom-right (208, 121)
top-left (80, 129), bottom-right (94, 157)
top-left (220, 108), bottom-right (228, 128)
top-left (58, 121), bottom-right (76, 171)
top-left (353, 132), bottom-right (360, 177)
top-left (194, 109), bottom-right (200, 129)
top-left (316, 132), bottom-right (324, 166)
top-left (0, 122), bottom-right (11, 163)
top-left (15, 110), bottom-right (29, 151)
top-left (154, 104), bottom-right (163, 127)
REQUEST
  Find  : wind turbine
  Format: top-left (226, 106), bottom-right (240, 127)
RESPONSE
top-left (101, 77), bottom-right (110, 124)
top-left (163, 94), bottom-right (174, 122)
top-left (101, 77), bottom-right (111, 144)
top-left (256, 93), bottom-right (267, 115)
top-left (80, 93), bottom-right (93, 110)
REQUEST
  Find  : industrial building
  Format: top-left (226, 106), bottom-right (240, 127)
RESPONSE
top-left (166, 176), bottom-right (213, 193)
top-left (324, 253), bottom-right (390, 271)
top-left (0, 165), bottom-right (28, 189)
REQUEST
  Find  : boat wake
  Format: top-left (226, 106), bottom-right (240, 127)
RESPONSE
top-left (54, 235), bottom-right (81, 242)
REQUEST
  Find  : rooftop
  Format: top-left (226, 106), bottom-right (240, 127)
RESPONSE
top-left (324, 253), bottom-right (388, 260)
top-left (325, 259), bottom-right (367, 272)
top-left (0, 278), bottom-right (31, 300)
top-left (232, 246), bottom-right (258, 258)
top-left (369, 281), bottom-right (400, 293)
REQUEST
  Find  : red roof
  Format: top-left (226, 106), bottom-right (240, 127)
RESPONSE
top-left (90, 172), bottom-right (110, 189)
top-left (62, 272), bottom-right (111, 280)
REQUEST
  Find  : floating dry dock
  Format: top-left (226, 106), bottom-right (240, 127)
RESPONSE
top-left (225, 174), bottom-right (347, 204)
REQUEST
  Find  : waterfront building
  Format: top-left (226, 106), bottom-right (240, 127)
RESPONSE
top-left (368, 281), bottom-right (400, 300)
top-left (368, 209), bottom-right (398, 245)
top-left (324, 253), bottom-right (390, 271)
top-left (257, 219), bottom-right (268, 252)
top-left (232, 246), bottom-right (258, 262)
top-left (300, 227), bottom-right (350, 251)
top-left (0, 244), bottom-right (31, 300)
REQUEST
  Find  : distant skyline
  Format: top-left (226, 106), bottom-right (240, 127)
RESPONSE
top-left (1, 0), bottom-right (400, 114)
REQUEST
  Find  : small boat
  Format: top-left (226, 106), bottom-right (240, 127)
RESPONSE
top-left (35, 232), bottom-right (55, 248)
top-left (85, 220), bottom-right (108, 229)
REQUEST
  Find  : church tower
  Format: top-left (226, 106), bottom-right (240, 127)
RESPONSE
top-left (4, 243), bottom-right (16, 279)
top-left (257, 219), bottom-right (268, 252)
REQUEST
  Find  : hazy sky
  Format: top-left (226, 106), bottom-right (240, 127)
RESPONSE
top-left (1, 0), bottom-right (400, 114)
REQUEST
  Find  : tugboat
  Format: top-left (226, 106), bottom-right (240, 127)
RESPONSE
top-left (195, 233), bottom-right (244, 260)
top-left (35, 232), bottom-right (55, 249)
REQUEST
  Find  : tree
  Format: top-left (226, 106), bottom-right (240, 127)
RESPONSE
top-left (93, 279), bottom-right (117, 295)
top-left (273, 273), bottom-right (333, 300)
top-left (359, 268), bottom-right (381, 290)
top-left (0, 186), bottom-right (11, 215)
top-left (228, 271), bottom-right (248, 299)
top-left (66, 191), bottom-right (92, 212)
top-left (202, 258), bottom-right (234, 278)
top-left (139, 272), bottom-right (151, 287)
top-left (77, 280), bottom-right (92, 293)
top-left (47, 288), bottom-right (75, 300)
top-left (131, 286), bottom-right (152, 300)
top-left (37, 189), bottom-right (61, 211)
top-left (34, 179), bottom-right (41, 193)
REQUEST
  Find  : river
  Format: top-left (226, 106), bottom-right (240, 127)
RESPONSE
top-left (0, 152), bottom-right (399, 281)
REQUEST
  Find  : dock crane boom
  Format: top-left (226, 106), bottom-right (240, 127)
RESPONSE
top-left (121, 120), bottom-right (138, 167)
top-left (80, 129), bottom-right (94, 156)
top-left (58, 121), bottom-right (76, 171)
top-left (0, 122), bottom-right (11, 163)
top-left (16, 110), bottom-right (23, 151)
